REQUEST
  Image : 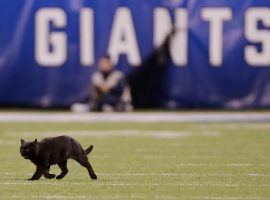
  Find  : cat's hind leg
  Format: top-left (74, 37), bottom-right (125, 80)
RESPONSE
top-left (56, 160), bottom-right (68, 179)
top-left (75, 156), bottom-right (97, 180)
top-left (43, 166), bottom-right (56, 179)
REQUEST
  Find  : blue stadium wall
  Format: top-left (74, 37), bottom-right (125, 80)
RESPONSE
top-left (1, 0), bottom-right (270, 109)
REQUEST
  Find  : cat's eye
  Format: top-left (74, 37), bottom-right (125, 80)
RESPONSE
top-left (20, 147), bottom-right (29, 151)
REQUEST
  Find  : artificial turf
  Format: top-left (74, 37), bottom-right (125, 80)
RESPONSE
top-left (0, 122), bottom-right (270, 199)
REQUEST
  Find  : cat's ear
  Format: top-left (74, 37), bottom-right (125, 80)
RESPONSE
top-left (34, 139), bottom-right (39, 148)
top-left (21, 139), bottom-right (25, 145)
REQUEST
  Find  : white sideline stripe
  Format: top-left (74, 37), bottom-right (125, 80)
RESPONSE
top-left (0, 112), bottom-right (270, 122)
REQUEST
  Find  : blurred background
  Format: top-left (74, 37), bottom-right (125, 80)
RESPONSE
top-left (0, 0), bottom-right (270, 110)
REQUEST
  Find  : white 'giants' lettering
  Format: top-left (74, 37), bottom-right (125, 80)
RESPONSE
top-left (245, 8), bottom-right (270, 66)
top-left (35, 8), bottom-right (67, 67)
top-left (80, 8), bottom-right (94, 67)
top-left (34, 6), bottom-right (270, 68)
top-left (201, 8), bottom-right (233, 67)
top-left (108, 8), bottom-right (141, 65)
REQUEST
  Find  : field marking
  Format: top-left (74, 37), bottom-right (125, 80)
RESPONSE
top-left (2, 172), bottom-right (270, 177)
top-left (5, 130), bottom-right (222, 139)
top-left (12, 196), bottom-right (90, 200)
top-left (80, 183), bottom-right (270, 187)
top-left (106, 163), bottom-right (270, 167)
top-left (0, 140), bottom-right (17, 145)
top-left (96, 173), bottom-right (270, 177)
top-left (9, 196), bottom-right (147, 200)
top-left (94, 154), bottom-right (270, 161)
top-left (140, 155), bottom-right (270, 160)
top-left (7, 196), bottom-right (270, 200)
top-left (0, 112), bottom-right (270, 123)
top-left (1, 182), bottom-right (63, 186)
top-left (192, 197), bottom-right (270, 200)
top-left (2, 182), bottom-right (270, 187)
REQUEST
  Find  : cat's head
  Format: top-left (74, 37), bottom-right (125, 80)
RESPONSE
top-left (20, 139), bottom-right (39, 159)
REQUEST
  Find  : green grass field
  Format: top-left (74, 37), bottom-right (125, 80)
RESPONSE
top-left (0, 122), bottom-right (270, 199)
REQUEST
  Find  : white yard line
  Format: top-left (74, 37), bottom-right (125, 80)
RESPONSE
top-left (108, 163), bottom-right (270, 167)
top-left (192, 197), bottom-right (270, 200)
top-left (1, 172), bottom-right (270, 177)
top-left (0, 112), bottom-right (270, 122)
top-left (10, 196), bottom-right (145, 200)
top-left (2, 182), bottom-right (270, 187)
top-left (7, 196), bottom-right (270, 200)
top-left (8, 196), bottom-right (270, 200)
top-left (5, 130), bottom-right (222, 139)
top-left (97, 173), bottom-right (270, 177)
top-left (0, 140), bottom-right (18, 145)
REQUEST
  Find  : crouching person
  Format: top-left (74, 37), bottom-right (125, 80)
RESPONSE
top-left (90, 55), bottom-right (132, 112)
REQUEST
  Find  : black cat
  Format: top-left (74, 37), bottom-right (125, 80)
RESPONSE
top-left (20, 135), bottom-right (97, 180)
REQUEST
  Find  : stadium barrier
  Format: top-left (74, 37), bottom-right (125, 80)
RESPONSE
top-left (0, 0), bottom-right (270, 108)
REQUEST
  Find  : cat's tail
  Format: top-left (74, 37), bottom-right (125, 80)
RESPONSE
top-left (85, 145), bottom-right (94, 155)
